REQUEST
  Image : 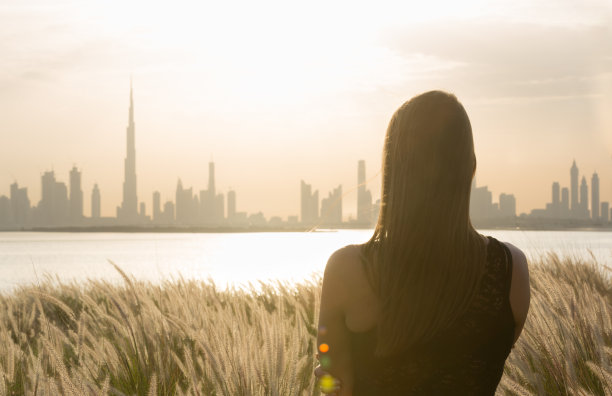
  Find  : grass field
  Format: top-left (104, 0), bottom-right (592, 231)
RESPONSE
top-left (0, 254), bottom-right (610, 395)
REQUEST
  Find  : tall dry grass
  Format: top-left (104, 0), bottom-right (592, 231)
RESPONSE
top-left (0, 255), bottom-right (610, 395)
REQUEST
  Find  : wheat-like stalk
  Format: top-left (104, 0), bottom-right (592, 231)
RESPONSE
top-left (0, 254), bottom-right (609, 395)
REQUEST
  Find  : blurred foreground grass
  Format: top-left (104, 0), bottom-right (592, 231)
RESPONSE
top-left (0, 255), bottom-right (610, 395)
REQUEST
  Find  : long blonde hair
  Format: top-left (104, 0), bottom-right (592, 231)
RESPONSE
top-left (363, 90), bottom-right (487, 356)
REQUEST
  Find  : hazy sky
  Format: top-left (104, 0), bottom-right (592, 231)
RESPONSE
top-left (1, 0), bottom-right (611, 219)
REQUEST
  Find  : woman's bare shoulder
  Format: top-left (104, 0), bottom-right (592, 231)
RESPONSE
top-left (500, 241), bottom-right (530, 343)
top-left (323, 245), bottom-right (367, 301)
top-left (325, 244), bottom-right (365, 275)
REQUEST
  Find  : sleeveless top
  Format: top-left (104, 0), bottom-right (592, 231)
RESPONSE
top-left (349, 236), bottom-right (515, 395)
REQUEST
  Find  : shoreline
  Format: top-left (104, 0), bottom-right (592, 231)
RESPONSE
top-left (1, 224), bottom-right (612, 233)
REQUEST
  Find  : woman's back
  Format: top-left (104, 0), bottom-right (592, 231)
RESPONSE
top-left (348, 236), bottom-right (514, 395)
top-left (315, 92), bottom-right (530, 395)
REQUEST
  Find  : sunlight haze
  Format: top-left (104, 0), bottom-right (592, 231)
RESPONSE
top-left (1, 0), bottom-right (611, 219)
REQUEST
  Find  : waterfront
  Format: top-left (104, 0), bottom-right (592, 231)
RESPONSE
top-left (1, 229), bottom-right (611, 292)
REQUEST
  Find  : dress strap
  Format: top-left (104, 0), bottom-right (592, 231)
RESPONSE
top-left (499, 241), bottom-right (514, 303)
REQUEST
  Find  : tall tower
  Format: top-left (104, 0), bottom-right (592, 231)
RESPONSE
top-left (91, 184), bottom-right (101, 219)
top-left (551, 182), bottom-right (560, 218)
top-left (570, 160), bottom-right (578, 213)
top-left (552, 182), bottom-right (560, 207)
top-left (120, 80), bottom-right (138, 221)
top-left (591, 172), bottom-right (599, 220)
top-left (561, 187), bottom-right (569, 215)
top-left (300, 180), bottom-right (319, 224)
top-left (152, 191), bottom-right (161, 222)
top-left (208, 162), bottom-right (216, 199)
top-left (69, 166), bottom-right (83, 222)
top-left (580, 176), bottom-right (588, 218)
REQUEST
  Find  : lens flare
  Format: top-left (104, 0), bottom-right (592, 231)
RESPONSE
top-left (319, 374), bottom-right (336, 393)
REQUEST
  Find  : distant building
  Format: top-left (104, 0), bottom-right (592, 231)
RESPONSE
top-left (215, 193), bottom-right (224, 223)
top-left (0, 196), bottom-right (10, 226)
top-left (200, 162), bottom-right (224, 224)
top-left (249, 212), bottom-right (267, 226)
top-left (601, 202), bottom-right (609, 223)
top-left (320, 185), bottom-right (342, 225)
top-left (357, 160), bottom-right (372, 225)
top-left (570, 160), bottom-right (578, 213)
top-left (152, 191), bottom-right (161, 222)
top-left (39, 171), bottom-right (69, 225)
top-left (591, 172), bottom-right (599, 220)
top-left (176, 179), bottom-right (198, 224)
top-left (470, 180), bottom-right (494, 220)
top-left (499, 193), bottom-right (516, 217)
top-left (69, 166), bottom-right (83, 223)
top-left (227, 190), bottom-right (236, 220)
top-left (10, 182), bottom-right (30, 225)
top-left (579, 176), bottom-right (589, 219)
top-left (118, 81), bottom-right (139, 223)
top-left (139, 202), bottom-right (146, 218)
top-left (300, 180), bottom-right (319, 224)
top-left (550, 182), bottom-right (560, 217)
top-left (269, 216), bottom-right (283, 227)
top-left (560, 187), bottom-right (569, 217)
top-left (232, 212), bottom-right (248, 225)
top-left (91, 184), bottom-right (101, 219)
top-left (552, 182), bottom-right (560, 207)
top-left (162, 201), bottom-right (175, 223)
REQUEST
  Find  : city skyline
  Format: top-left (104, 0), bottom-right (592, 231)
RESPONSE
top-left (1, 82), bottom-right (610, 221)
top-left (0, 83), bottom-right (380, 227)
top-left (1, 83), bottom-right (611, 227)
top-left (1, 93), bottom-right (610, 229)
top-left (1, 1), bottom-right (611, 220)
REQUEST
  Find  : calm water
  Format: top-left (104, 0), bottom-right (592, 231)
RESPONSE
top-left (0, 229), bottom-right (611, 292)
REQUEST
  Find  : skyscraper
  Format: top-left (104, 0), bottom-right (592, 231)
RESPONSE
top-left (470, 182), bottom-right (494, 220)
top-left (0, 196), bottom-right (10, 226)
top-left (551, 182), bottom-right (560, 218)
top-left (570, 160), bottom-right (578, 213)
top-left (215, 193), bottom-right (225, 223)
top-left (580, 176), bottom-right (589, 218)
top-left (199, 162), bottom-right (224, 224)
top-left (601, 202), bottom-right (609, 223)
top-left (91, 184), bottom-right (101, 219)
top-left (40, 171), bottom-right (56, 224)
top-left (69, 166), bottom-right (83, 222)
top-left (499, 193), bottom-right (516, 218)
top-left (300, 180), bottom-right (319, 224)
top-left (10, 182), bottom-right (30, 225)
top-left (552, 182), bottom-right (560, 207)
top-left (591, 172), bottom-right (599, 220)
top-left (39, 171), bottom-right (68, 225)
top-left (227, 190), bottom-right (236, 220)
top-left (119, 81), bottom-right (138, 222)
top-left (176, 179), bottom-right (197, 224)
top-left (357, 160), bottom-right (372, 224)
top-left (561, 187), bottom-right (569, 216)
top-left (152, 191), bottom-right (161, 222)
top-left (321, 185), bottom-right (343, 225)
top-left (163, 201), bottom-right (175, 223)
top-left (208, 162), bottom-right (216, 200)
